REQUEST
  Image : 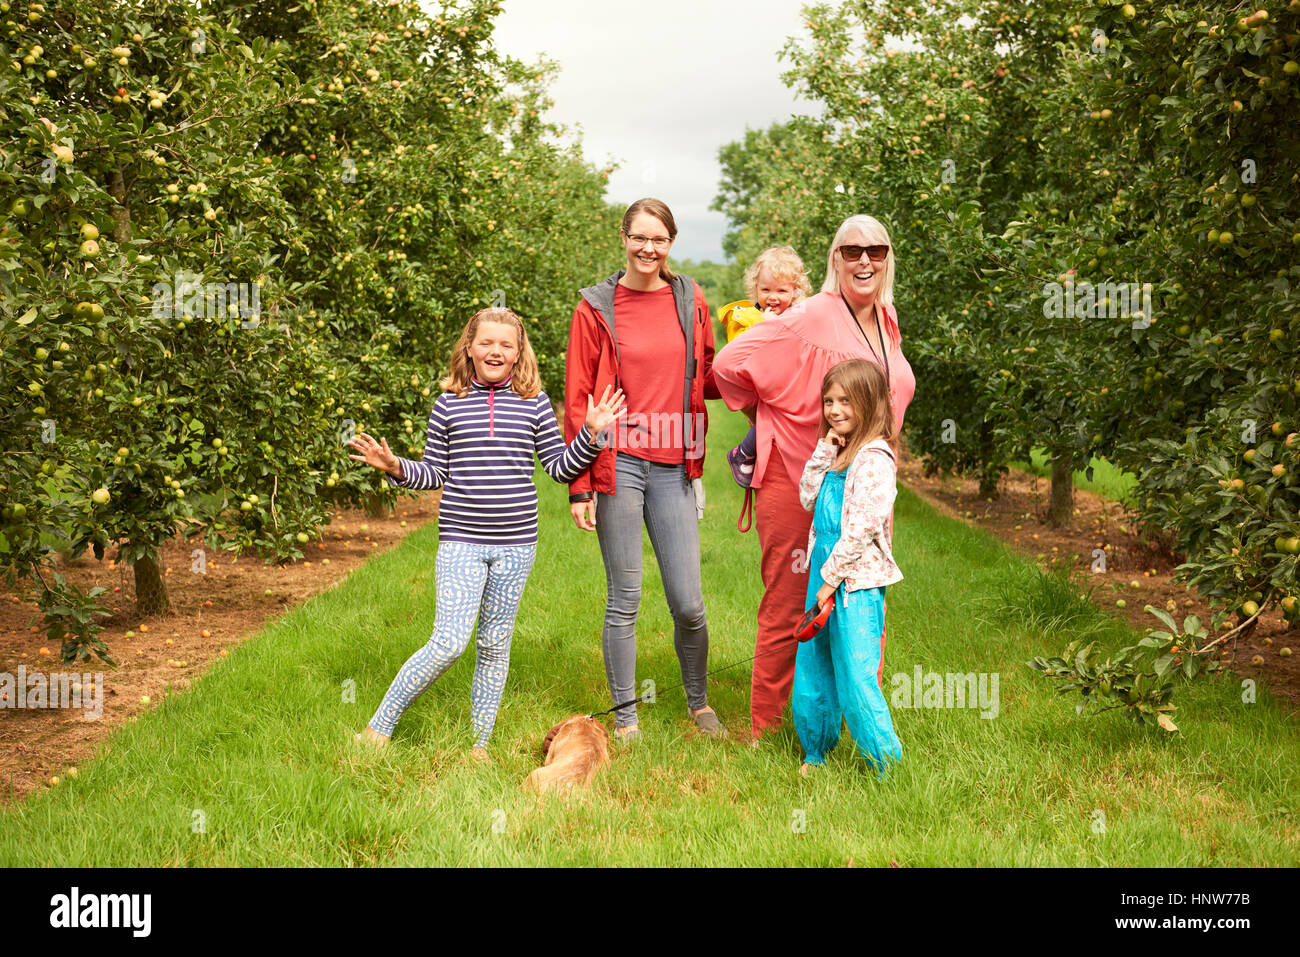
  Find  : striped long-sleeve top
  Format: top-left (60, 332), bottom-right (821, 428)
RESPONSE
top-left (385, 377), bottom-right (604, 545)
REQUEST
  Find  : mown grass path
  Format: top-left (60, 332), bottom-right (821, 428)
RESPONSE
top-left (2, 404), bottom-right (1295, 866)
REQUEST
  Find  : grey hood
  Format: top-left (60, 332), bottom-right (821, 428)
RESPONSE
top-left (577, 269), bottom-right (698, 429)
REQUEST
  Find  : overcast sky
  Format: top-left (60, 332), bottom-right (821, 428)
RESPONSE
top-left (489, 0), bottom-right (818, 262)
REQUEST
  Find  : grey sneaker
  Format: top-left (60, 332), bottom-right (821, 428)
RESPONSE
top-left (690, 707), bottom-right (728, 738)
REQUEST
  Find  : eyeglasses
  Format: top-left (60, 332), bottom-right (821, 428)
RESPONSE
top-left (838, 244), bottom-right (890, 263)
top-left (624, 233), bottom-right (672, 250)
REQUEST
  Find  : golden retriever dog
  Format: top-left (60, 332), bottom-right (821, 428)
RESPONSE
top-left (525, 714), bottom-right (609, 793)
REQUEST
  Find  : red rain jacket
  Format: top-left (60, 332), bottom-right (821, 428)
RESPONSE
top-left (563, 270), bottom-right (720, 498)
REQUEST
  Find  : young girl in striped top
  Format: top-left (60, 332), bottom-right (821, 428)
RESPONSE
top-left (349, 307), bottom-right (625, 757)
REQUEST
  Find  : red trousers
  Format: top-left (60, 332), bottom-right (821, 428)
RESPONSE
top-left (751, 448), bottom-right (813, 736)
top-left (751, 447), bottom-right (891, 736)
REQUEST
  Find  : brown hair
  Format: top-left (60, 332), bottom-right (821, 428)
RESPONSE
top-left (440, 307), bottom-right (542, 399)
top-left (621, 198), bottom-right (677, 282)
top-left (744, 245), bottom-right (813, 303)
top-left (819, 359), bottom-right (894, 472)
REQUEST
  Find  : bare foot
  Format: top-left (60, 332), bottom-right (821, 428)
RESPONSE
top-left (799, 762), bottom-right (818, 777)
top-left (614, 724), bottom-right (640, 740)
top-left (469, 747), bottom-right (490, 763)
top-left (354, 726), bottom-right (389, 747)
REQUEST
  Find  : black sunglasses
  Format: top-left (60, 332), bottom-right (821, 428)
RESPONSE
top-left (838, 244), bottom-right (890, 263)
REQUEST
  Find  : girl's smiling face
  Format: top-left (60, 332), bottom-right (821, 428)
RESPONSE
top-left (469, 319), bottom-right (519, 384)
top-left (755, 268), bottom-right (796, 314)
top-left (823, 382), bottom-right (858, 438)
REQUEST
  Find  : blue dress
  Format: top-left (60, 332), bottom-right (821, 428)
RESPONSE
top-left (792, 468), bottom-right (903, 773)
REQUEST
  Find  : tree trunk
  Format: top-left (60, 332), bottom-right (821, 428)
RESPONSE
top-left (133, 545), bottom-right (170, 616)
top-left (979, 468), bottom-right (1000, 500)
top-left (977, 421), bottom-right (1000, 500)
top-left (363, 490), bottom-right (391, 518)
top-left (109, 168), bottom-right (131, 242)
top-left (1047, 451), bottom-right (1075, 528)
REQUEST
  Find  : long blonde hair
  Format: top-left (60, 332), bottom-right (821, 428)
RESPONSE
top-left (821, 214), bottom-right (899, 346)
top-left (440, 308), bottom-right (541, 398)
top-left (820, 359), bottom-right (894, 472)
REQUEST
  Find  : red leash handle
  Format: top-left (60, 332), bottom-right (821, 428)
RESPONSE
top-left (794, 595), bottom-right (834, 642)
top-left (737, 488), bottom-right (754, 533)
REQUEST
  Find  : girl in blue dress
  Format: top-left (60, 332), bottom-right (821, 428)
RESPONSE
top-left (793, 359), bottom-right (904, 777)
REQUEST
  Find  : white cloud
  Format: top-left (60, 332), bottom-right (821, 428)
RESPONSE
top-left (490, 0), bottom-right (818, 261)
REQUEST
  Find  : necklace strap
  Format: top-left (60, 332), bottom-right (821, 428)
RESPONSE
top-left (838, 291), bottom-right (891, 393)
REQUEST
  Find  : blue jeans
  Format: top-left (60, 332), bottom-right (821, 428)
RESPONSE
top-left (595, 453), bottom-right (710, 727)
top-left (368, 540), bottom-right (537, 747)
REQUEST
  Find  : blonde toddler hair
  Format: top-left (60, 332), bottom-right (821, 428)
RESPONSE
top-left (743, 245), bottom-right (812, 304)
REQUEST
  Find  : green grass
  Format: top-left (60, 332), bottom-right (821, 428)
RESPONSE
top-left (2, 403), bottom-right (1296, 866)
top-left (988, 563), bottom-right (1118, 642)
top-left (1011, 449), bottom-right (1138, 504)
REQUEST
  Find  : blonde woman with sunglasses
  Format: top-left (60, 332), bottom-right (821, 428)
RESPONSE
top-left (713, 215), bottom-right (916, 742)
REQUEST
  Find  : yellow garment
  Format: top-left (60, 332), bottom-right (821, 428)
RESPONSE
top-left (720, 300), bottom-right (766, 342)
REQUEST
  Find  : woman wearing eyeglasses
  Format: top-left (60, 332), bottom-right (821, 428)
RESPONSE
top-left (713, 215), bottom-right (915, 741)
top-left (562, 198), bottom-right (726, 741)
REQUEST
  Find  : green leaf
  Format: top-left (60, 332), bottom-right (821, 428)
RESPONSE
top-left (1144, 605), bottom-right (1179, 633)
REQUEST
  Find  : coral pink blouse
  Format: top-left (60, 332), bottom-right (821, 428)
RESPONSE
top-left (713, 290), bottom-right (916, 491)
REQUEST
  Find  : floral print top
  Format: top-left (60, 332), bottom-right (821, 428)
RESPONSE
top-left (799, 437), bottom-right (903, 591)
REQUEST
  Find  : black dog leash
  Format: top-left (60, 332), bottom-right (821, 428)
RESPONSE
top-left (839, 290), bottom-right (891, 394)
top-left (585, 635), bottom-right (814, 719)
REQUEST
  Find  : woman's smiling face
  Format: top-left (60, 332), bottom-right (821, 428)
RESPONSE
top-left (469, 319), bottom-right (519, 384)
top-left (836, 228), bottom-right (884, 308)
top-left (622, 212), bottom-right (673, 281)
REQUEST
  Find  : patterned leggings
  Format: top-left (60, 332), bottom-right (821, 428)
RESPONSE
top-left (367, 540), bottom-right (537, 748)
